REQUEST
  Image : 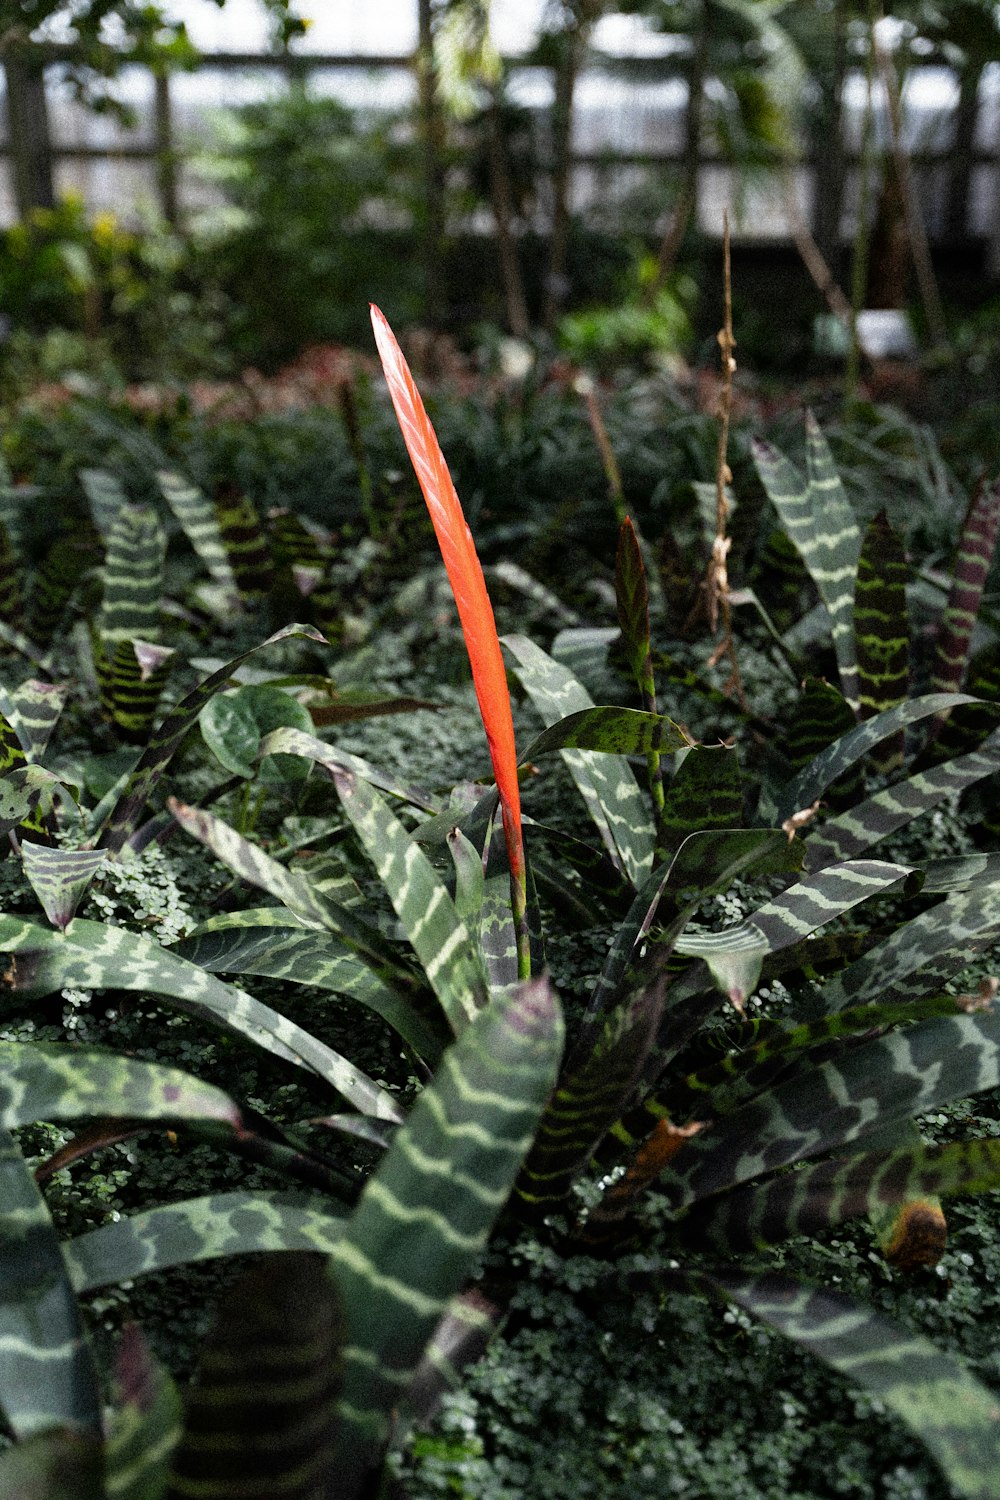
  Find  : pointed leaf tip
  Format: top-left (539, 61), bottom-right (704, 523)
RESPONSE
top-left (370, 304), bottom-right (524, 884)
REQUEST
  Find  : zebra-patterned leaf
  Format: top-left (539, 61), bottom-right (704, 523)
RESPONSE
top-left (0, 1126), bottom-right (102, 1440)
top-left (804, 727), bottom-right (1000, 871)
top-left (658, 746), bottom-right (743, 858)
top-left (660, 995), bottom-right (961, 1122)
top-left (79, 466), bottom-right (127, 537)
top-left (97, 624), bottom-right (326, 854)
top-left (104, 1324), bottom-right (182, 1500)
top-left (97, 639), bottom-right (176, 741)
top-left (931, 480), bottom-right (1000, 694)
top-left (520, 705), bottom-right (691, 762)
top-left (260, 727), bottom-right (440, 813)
top-left (20, 843), bottom-right (107, 930)
top-left (822, 881), bottom-right (1000, 1013)
top-left (753, 416), bottom-right (862, 709)
top-left (855, 510), bottom-right (909, 771)
top-left (327, 977), bottom-right (563, 1491)
top-left (64, 1191), bottom-right (346, 1293)
top-left (673, 860), bottom-right (913, 1004)
top-left (402, 1290), bottom-right (498, 1429)
top-left (0, 679), bottom-right (66, 761)
top-left (172, 919), bottom-right (446, 1064)
top-left (99, 505), bottom-right (166, 646)
top-left (157, 471), bottom-right (240, 598)
top-left (513, 983), bottom-right (663, 1221)
top-left (687, 1133), bottom-right (1000, 1254)
top-left (0, 914), bottom-right (403, 1120)
top-left (774, 693), bottom-right (980, 823)
top-left (29, 523), bottom-right (100, 647)
top-left (783, 678), bottom-right (862, 810)
top-left (168, 799), bottom-right (402, 975)
top-left (330, 765), bottom-right (489, 1035)
top-left (503, 634), bottom-right (655, 885)
top-left (0, 1039), bottom-right (241, 1133)
top-left (660, 1008), bottom-right (1000, 1210)
top-left (921, 852), bottom-right (1000, 893)
top-left (706, 1271), bottom-right (1000, 1500)
top-left (212, 484), bottom-right (274, 601)
top-left (166, 1252), bottom-right (344, 1500)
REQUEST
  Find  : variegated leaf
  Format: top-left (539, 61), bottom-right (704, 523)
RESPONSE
top-left (855, 509), bottom-right (908, 771)
top-left (503, 634), bottom-right (655, 884)
top-left (706, 1271), bottom-right (1000, 1500)
top-left (931, 480), bottom-right (1000, 694)
top-left (97, 624), bottom-right (327, 855)
top-left (804, 727), bottom-right (1000, 871)
top-left (0, 915), bottom-right (403, 1121)
top-left (157, 471), bottom-right (240, 599)
top-left (0, 1127), bottom-right (102, 1440)
top-left (20, 843), bottom-right (107, 930)
top-left (327, 978), bottom-right (563, 1491)
top-left (172, 918), bottom-right (446, 1064)
top-left (330, 765), bottom-right (489, 1035)
top-left (98, 504), bottom-right (166, 646)
top-left (166, 1253), bottom-right (343, 1500)
top-left (64, 1191), bottom-right (346, 1293)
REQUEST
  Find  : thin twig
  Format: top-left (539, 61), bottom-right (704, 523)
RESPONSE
top-left (581, 378), bottom-right (626, 525)
top-left (706, 213), bottom-right (747, 709)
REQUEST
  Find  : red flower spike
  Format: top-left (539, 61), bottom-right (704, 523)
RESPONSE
top-left (370, 305), bottom-right (525, 885)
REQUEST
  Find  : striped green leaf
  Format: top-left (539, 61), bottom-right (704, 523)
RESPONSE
top-left (658, 746), bottom-right (743, 858)
top-left (29, 524), bottom-right (100, 647)
top-left (0, 766), bottom-right (66, 839)
top-left (97, 624), bottom-right (326, 855)
top-left (260, 728), bottom-right (440, 814)
top-left (503, 634), bottom-right (655, 885)
top-left (753, 415), bottom-right (862, 709)
top-left (513, 985), bottom-right (662, 1221)
top-left (0, 915), bottom-right (403, 1120)
top-left (774, 693), bottom-right (980, 823)
top-left (97, 640), bottom-right (176, 741)
top-left (79, 466), bottom-right (127, 538)
top-left (804, 727), bottom-right (1000, 871)
top-left (166, 1253), bottom-right (343, 1500)
top-left (98, 505), bottom-right (166, 646)
top-left (688, 1134), bottom-right (1000, 1254)
top-left (659, 995), bottom-right (961, 1123)
top-left (65, 1192), bottom-right (345, 1293)
top-left (0, 1039), bottom-right (241, 1134)
top-left (212, 486), bottom-right (274, 602)
top-left (661, 1009), bottom-right (1000, 1210)
top-left (20, 843), bottom-right (107, 930)
top-left (520, 705), bottom-right (691, 762)
top-left (673, 860), bottom-right (913, 1005)
top-left (822, 881), bottom-right (1000, 1013)
top-left (104, 1325), bottom-right (182, 1500)
top-left (855, 510), bottom-right (909, 771)
top-left (168, 800), bottom-right (407, 979)
top-left (172, 919), bottom-right (446, 1065)
top-left (707, 1272), bottom-right (1000, 1500)
top-left (329, 764), bottom-right (489, 1034)
top-left (327, 977), bottom-right (563, 1490)
top-left (784, 678), bottom-right (862, 810)
top-left (0, 1126), bottom-right (102, 1440)
top-left (931, 479), bottom-right (1000, 694)
top-left (157, 471), bottom-right (240, 599)
top-left (0, 678), bottom-right (66, 761)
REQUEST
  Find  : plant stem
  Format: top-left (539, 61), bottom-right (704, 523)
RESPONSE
top-left (706, 213), bottom-right (747, 710)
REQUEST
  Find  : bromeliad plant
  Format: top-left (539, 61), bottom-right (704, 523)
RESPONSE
top-left (156, 314), bottom-right (1000, 1497)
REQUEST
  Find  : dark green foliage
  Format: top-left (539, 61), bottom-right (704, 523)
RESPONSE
top-left (855, 510), bottom-right (909, 771)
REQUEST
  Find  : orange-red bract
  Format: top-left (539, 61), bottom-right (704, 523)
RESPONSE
top-left (370, 304), bottom-right (524, 882)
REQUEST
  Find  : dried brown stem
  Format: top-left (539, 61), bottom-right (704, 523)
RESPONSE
top-left (706, 214), bottom-right (747, 709)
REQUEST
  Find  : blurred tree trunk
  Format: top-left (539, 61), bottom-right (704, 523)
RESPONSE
top-left (488, 87), bottom-right (530, 337)
top-left (811, 0), bottom-right (847, 270)
top-left (417, 0), bottom-right (447, 325)
top-left (4, 50), bottom-right (55, 217)
top-left (542, 15), bottom-right (584, 330)
top-left (945, 61), bottom-right (982, 241)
